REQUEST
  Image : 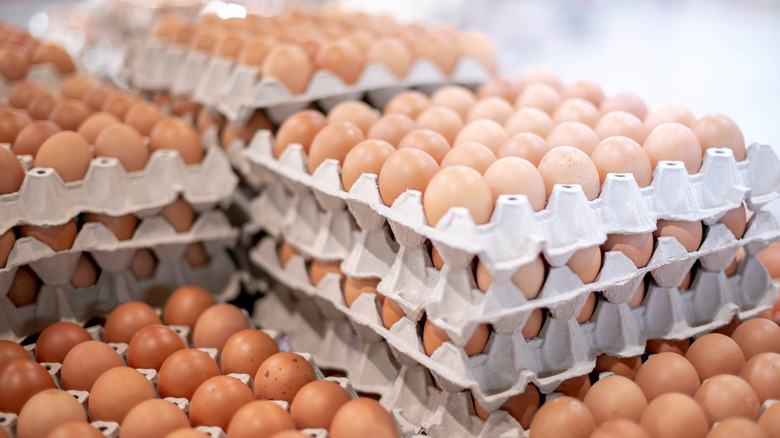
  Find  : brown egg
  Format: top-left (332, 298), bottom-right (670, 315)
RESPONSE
top-left (453, 120), bottom-right (508, 154)
top-left (415, 106), bottom-right (464, 144)
top-left (78, 112), bottom-right (119, 145)
top-left (60, 76), bottom-right (98, 100)
top-left (254, 352), bottom-right (317, 403)
top-left (758, 401), bottom-right (780, 437)
top-left (0, 229), bottom-right (14, 268)
top-left (31, 44), bottom-right (75, 74)
top-left (226, 400), bottom-right (296, 438)
top-left (634, 352), bottom-right (700, 401)
top-left (476, 75), bottom-right (521, 102)
top-left (82, 85), bottom-right (117, 112)
top-left (600, 93), bottom-right (648, 119)
top-left (690, 113), bottom-right (746, 160)
top-left (397, 129), bottom-right (450, 164)
top-left (693, 374), bottom-right (760, 426)
top-left (382, 297), bottom-right (406, 330)
top-left (70, 255), bottom-right (98, 289)
top-left (677, 270), bottom-right (693, 290)
top-left (309, 258), bottom-right (343, 286)
top-left (129, 248), bottom-right (156, 279)
top-left (16, 389), bottom-right (87, 438)
top-left (46, 421), bottom-right (105, 438)
top-left (18, 220), bottom-right (78, 252)
top-left (0, 45), bottom-right (30, 81)
top-left (344, 276), bottom-right (382, 307)
top-left (35, 321), bottom-right (92, 363)
top-left (417, 32), bottom-right (459, 75)
top-left (594, 111), bottom-right (647, 144)
top-left (643, 122), bottom-right (703, 174)
top-left (560, 80), bottom-right (604, 106)
top-left (384, 90), bottom-right (429, 120)
top-left (440, 142), bottom-right (496, 174)
top-left (497, 132), bottom-right (551, 167)
top-left (0, 108), bottom-right (33, 144)
top-left (594, 354), bottom-right (642, 379)
top-left (237, 38), bottom-right (271, 66)
top-left (274, 110), bottom-right (327, 157)
top-left (423, 319), bottom-right (489, 357)
top-left (641, 393), bottom-right (709, 438)
top-left (430, 86), bottom-right (477, 120)
top-left (0, 146), bottom-right (24, 195)
top-left (589, 420), bottom-right (651, 438)
top-left (327, 101), bottom-right (378, 135)
top-left (366, 37), bottom-right (412, 78)
top-left (366, 113), bottom-right (415, 147)
top-left (576, 293), bottom-right (597, 322)
top-left (196, 107), bottom-right (225, 134)
top-left (190, 375), bottom-right (254, 430)
top-left (583, 375), bottom-right (647, 424)
top-left (467, 97), bottom-right (514, 125)
top-left (149, 118), bottom-right (203, 164)
top-left (121, 399), bottom-right (191, 438)
top-left (553, 98), bottom-right (600, 127)
top-left (341, 139), bottom-right (395, 191)
top-left (538, 146), bottom-right (600, 200)
top-left (476, 256), bottom-right (545, 299)
top-left (8, 81), bottom-right (44, 109)
top-left (521, 67), bottom-right (562, 89)
top-left (377, 146), bottom-right (439, 206)
top-left (717, 204), bottom-right (747, 239)
top-left (104, 301), bottom-right (161, 343)
top-left (528, 396), bottom-right (596, 438)
top-left (602, 232), bottom-right (653, 268)
top-left (61, 340), bottom-right (123, 391)
top-left (521, 308), bottom-right (544, 339)
top-left (14, 120), bottom-right (61, 157)
top-left (94, 123), bottom-right (149, 172)
top-left (330, 397), bottom-right (398, 438)
top-left (83, 213), bottom-right (138, 241)
top-left (160, 197), bottom-right (195, 232)
top-left (0, 339), bottom-right (29, 367)
top-left (102, 94), bottom-right (137, 120)
top-left (505, 107), bottom-right (555, 138)
top-left (315, 41), bottom-right (365, 84)
top-left (423, 165), bottom-right (493, 225)
top-left (307, 121), bottom-right (365, 174)
top-left (158, 348), bottom-right (220, 400)
top-left (644, 103), bottom-right (696, 132)
top-left (193, 303), bottom-right (250, 352)
top-left (653, 219), bottom-right (702, 253)
top-left (483, 157), bottom-right (546, 211)
top-left (163, 285), bottom-right (215, 329)
top-left (124, 102), bottom-right (165, 137)
top-left (475, 384), bottom-right (540, 429)
top-left (186, 242), bottom-right (207, 266)
top-left (739, 352), bottom-right (780, 403)
top-left (6, 266), bottom-right (40, 307)
top-left (220, 329), bottom-right (279, 377)
top-left (0, 359), bottom-right (57, 414)
top-left (290, 380), bottom-right (352, 429)
top-left (731, 318), bottom-right (780, 359)
top-left (646, 338), bottom-right (691, 355)
top-left (514, 83), bottom-right (561, 116)
top-left (707, 418), bottom-right (768, 438)
top-left (127, 324), bottom-right (186, 370)
top-left (35, 131), bottom-right (93, 182)
top-left (590, 136), bottom-right (652, 188)
top-left (89, 367), bottom-right (156, 424)
top-left (458, 30), bottom-right (496, 72)
top-left (214, 34), bottom-right (246, 59)
top-left (546, 121), bottom-right (600, 156)
top-left (262, 44), bottom-right (313, 94)
top-left (26, 92), bottom-right (59, 120)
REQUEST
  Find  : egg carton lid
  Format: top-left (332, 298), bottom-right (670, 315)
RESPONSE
top-left (0, 245), bottom-right (239, 342)
top-left (0, 144), bottom-right (237, 234)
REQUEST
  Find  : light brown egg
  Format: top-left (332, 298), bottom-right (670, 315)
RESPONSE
top-left (158, 348), bottom-right (220, 400)
top-left (717, 204), bottom-right (747, 239)
top-left (0, 229), bottom-right (14, 268)
top-left (149, 117), bottom-right (203, 164)
top-left (646, 338), bottom-right (691, 356)
top-left (102, 93), bottom-right (137, 120)
top-left (377, 147), bottom-right (440, 206)
top-left (310, 259), bottom-right (344, 286)
top-left (417, 32), bottom-right (459, 75)
top-left (61, 340), bottom-right (123, 391)
top-left (483, 157), bottom-right (545, 211)
top-left (127, 324), bottom-right (186, 371)
top-left (307, 121), bottom-right (365, 174)
top-left (590, 136), bottom-right (652, 187)
top-left (497, 132), bottom-right (551, 167)
top-left (453, 120), bottom-right (508, 154)
top-left (476, 256), bottom-right (545, 299)
top-left (475, 384), bottom-right (539, 429)
top-left (60, 75), bottom-right (98, 100)
top-left (341, 139), bottom-right (395, 191)
top-left (163, 285), bottom-right (215, 329)
top-left (89, 367), bottom-right (156, 424)
top-left (594, 111), bottom-right (647, 144)
top-left (214, 34), bottom-right (246, 59)
top-left (13, 120), bottom-right (61, 156)
top-left (690, 113), bottom-right (746, 161)
top-left (0, 46), bottom-right (30, 81)
top-left (6, 266), bottom-right (40, 307)
top-left (16, 389), bottom-right (87, 438)
top-left (758, 400), bottom-right (780, 437)
top-left (160, 197), bottom-right (195, 232)
top-left (514, 82), bottom-right (561, 114)
top-left (560, 80), bottom-right (604, 106)
top-left (221, 110), bottom-right (274, 150)
top-left (707, 418), bottom-right (768, 438)
top-left (83, 213), bottom-right (138, 241)
top-left (600, 93), bottom-right (648, 119)
top-left (190, 375), bottom-right (255, 430)
top-left (644, 103), bottom-right (696, 132)
top-left (254, 352), bottom-right (317, 403)
top-left (8, 80), bottom-right (44, 109)
top-left (330, 397), bottom-right (399, 438)
top-left (35, 131), bottom-right (93, 182)
top-left (546, 121), bottom-right (600, 156)
top-left (82, 85), bottom-right (117, 112)
top-left (46, 421), bottom-right (106, 438)
top-left (583, 375), bottom-right (647, 424)
top-left (290, 380), bottom-right (352, 429)
top-left (315, 40), bottom-right (365, 84)
top-left (537, 146), bottom-right (600, 200)
top-left (191, 29), bottom-right (222, 53)
top-left (731, 318), bottom-right (780, 359)
top-left (31, 44), bottom-right (75, 74)
top-left (643, 122), bottom-right (702, 174)
top-left (384, 90), bottom-right (429, 120)
top-left (129, 248), bottom-right (156, 279)
top-left (120, 399), bottom-right (191, 438)
top-left (467, 97), bottom-right (514, 125)
top-left (653, 219), bottom-right (702, 253)
top-left (553, 98), bottom-right (600, 127)
top-left (397, 129), bottom-right (450, 164)
top-left (124, 102), bottom-right (165, 137)
top-left (693, 374), bottom-right (760, 426)
top-left (226, 400), bottom-right (296, 438)
top-left (26, 92), bottom-right (59, 120)
top-left (640, 393), bottom-right (709, 438)
top-left (423, 319), bottom-right (489, 357)
top-left (263, 44), bottom-right (313, 94)
top-left (366, 113), bottom-right (415, 147)
top-left (602, 232), bottom-right (653, 268)
top-left (520, 67), bottom-right (562, 90)
top-left (193, 303), bottom-right (250, 352)
top-left (476, 75), bottom-right (522, 102)
top-left (594, 354), bottom-right (642, 379)
top-left (0, 107), bottom-right (33, 143)
top-left (528, 396), bottom-right (596, 438)
top-left (17, 220), bottom-right (78, 252)
top-left (274, 109), bottom-right (327, 157)
top-left (382, 297), bottom-right (407, 330)
top-left (0, 146), bottom-right (24, 194)
top-left (589, 420), bottom-right (651, 438)
top-left (440, 142), bottom-right (496, 174)
top-left (237, 38), bottom-right (271, 67)
top-left (430, 85), bottom-right (477, 120)
top-left (94, 123), bottom-right (148, 172)
top-left (458, 30), bottom-right (496, 72)
top-left (423, 165), bottom-right (493, 225)
top-left (0, 359), bottom-right (57, 414)
top-left (416, 106), bottom-right (464, 144)
top-left (35, 321), bottom-right (91, 363)
top-left (576, 292), bottom-right (597, 322)
top-left (70, 252), bottom-right (97, 288)
top-left (327, 101), bottom-right (378, 134)
top-left (221, 329), bottom-right (279, 377)
top-left (634, 352), bottom-right (700, 401)
top-left (366, 37), bottom-right (413, 78)
top-left (567, 246), bottom-right (601, 284)
top-left (103, 301), bottom-right (161, 343)
top-left (344, 276), bottom-right (382, 307)
top-left (739, 352), bottom-right (780, 403)
top-left (0, 339), bottom-right (30, 367)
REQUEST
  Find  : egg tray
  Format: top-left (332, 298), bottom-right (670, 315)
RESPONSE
top-left (249, 225), bottom-right (779, 410)
top-left (0, 64), bottom-right (71, 100)
top-left (122, 38), bottom-right (489, 125)
top-left (0, 143), bottom-right (238, 234)
top-left (0, 242), bottom-right (240, 342)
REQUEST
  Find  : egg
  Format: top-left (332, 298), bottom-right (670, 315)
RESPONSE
top-left (237, 38), bottom-right (271, 66)
top-left (466, 97), bottom-right (514, 125)
top-left (327, 101), bottom-right (378, 135)
top-left (590, 136), bottom-right (653, 188)
top-left (344, 276), bottom-right (382, 306)
top-left (476, 75), bottom-right (521, 102)
top-left (0, 359), bottom-right (57, 414)
top-left (193, 303), bottom-right (250, 352)
top-left (520, 67), bottom-right (562, 89)
top-left (158, 348), bottom-right (220, 399)
top-left (476, 256), bottom-right (545, 299)
top-left (104, 301), bottom-right (161, 343)
top-left (415, 106), bottom-right (464, 144)
top-left (0, 46), bottom-right (30, 81)
top-left (160, 197), bottom-right (196, 232)
top-left (262, 44), bottom-right (313, 94)
top-left (0, 229), bottom-right (14, 268)
top-left (6, 266), bottom-right (40, 307)
top-left (643, 122), bottom-right (703, 174)
top-left (366, 113), bottom-right (415, 147)
top-left (16, 389), bottom-right (87, 438)
top-left (226, 400), bottom-right (296, 438)
top-left (35, 131), bottom-right (93, 182)
top-left (13, 120), bottom-right (61, 156)
top-left (423, 165), bottom-right (493, 225)
top-left (129, 248), bottom-right (156, 279)
top-left (602, 232), bottom-right (653, 268)
top-left (690, 113), bottom-right (746, 160)
top-left (190, 375), bottom-right (255, 430)
top-left (643, 103), bottom-right (696, 132)
top-left (274, 110), bottom-right (327, 157)
top-left (214, 34), bottom-right (246, 59)
top-left (560, 80), bottom-right (604, 106)
top-left (646, 338), bottom-right (691, 355)
top-left (638, 393), bottom-right (708, 438)
top-left (383, 90), bottom-right (429, 119)
top-left (46, 421), bottom-right (106, 438)
top-left (382, 297), bottom-right (407, 330)
top-left (475, 384), bottom-right (539, 428)
top-left (514, 82), bottom-right (561, 114)
top-left (83, 213), bottom-right (138, 241)
top-left (693, 374), bottom-right (760, 426)
top-left (290, 380), bottom-right (352, 429)
top-left (528, 396), bottom-right (596, 438)
top-left (120, 399), bottom-right (191, 438)
top-left (593, 354), bottom-right (642, 379)
top-left (738, 352), bottom-right (780, 403)
top-left (497, 132), bottom-right (550, 167)
top-left (538, 146), bottom-right (600, 201)
top-left (89, 367), bottom-right (156, 424)
top-left (127, 324), bottom-right (186, 371)
top-left (653, 219), bottom-right (702, 253)
top-left (553, 98), bottom-right (600, 127)
top-left (341, 139), bottom-right (395, 192)
top-left (483, 157), bottom-right (546, 211)
top-left (83, 85), bottom-right (117, 112)
top-left (430, 86), bottom-right (477, 120)
top-left (149, 117), bottom-right (203, 164)
top-left (366, 37), bottom-right (412, 78)
top-left (0, 339), bottom-right (29, 367)
top-left (221, 329), bottom-right (279, 377)
top-left (310, 258), bottom-right (344, 286)
top-left (30, 44), bottom-right (75, 74)
top-left (163, 285), bottom-right (215, 329)
top-left (103, 94), bottom-right (138, 120)
top-left (633, 352), bottom-right (700, 401)
top-left (221, 110), bottom-right (274, 150)
top-left (330, 397), bottom-right (399, 438)
top-left (254, 352), bottom-right (317, 403)
top-left (307, 121), bottom-right (365, 174)
top-left (18, 220), bottom-right (78, 251)
top-left (35, 321), bottom-right (92, 363)
top-left (423, 319), bottom-right (489, 357)
top-left (589, 420), bottom-right (651, 438)
top-left (440, 142), bottom-right (496, 174)
top-left (124, 102), bottom-right (165, 137)
top-left (577, 293), bottom-right (597, 322)
top-left (546, 121), bottom-right (600, 155)
top-left (504, 107), bottom-right (556, 139)
top-left (583, 375), bottom-right (647, 425)
top-left (94, 123), bottom-right (149, 172)
top-left (458, 30), bottom-right (496, 72)
top-left (730, 318), bottom-right (780, 359)
top-left (758, 401), bottom-right (780, 437)
top-left (600, 92), bottom-right (648, 119)
top-left (61, 340), bottom-right (123, 391)
top-left (594, 111), bottom-right (647, 144)
top-left (60, 75), bottom-right (98, 100)
top-left (397, 129), bottom-right (450, 164)
top-left (8, 80), bottom-right (44, 109)
top-left (0, 146), bottom-right (24, 194)
top-left (453, 120), bottom-right (508, 154)
top-left (417, 32), bottom-right (459, 75)
top-left (717, 204), bottom-right (747, 239)
top-left (315, 41), bottom-right (365, 84)
top-left (70, 253), bottom-right (97, 287)
top-left (196, 107), bottom-right (225, 133)
top-left (0, 108), bottom-right (33, 144)
top-left (707, 418), bottom-right (768, 438)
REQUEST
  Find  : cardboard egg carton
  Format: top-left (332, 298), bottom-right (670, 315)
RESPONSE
top-left (0, 144), bottom-right (237, 233)
top-left (0, 64), bottom-right (73, 100)
top-left (123, 39), bottom-right (488, 125)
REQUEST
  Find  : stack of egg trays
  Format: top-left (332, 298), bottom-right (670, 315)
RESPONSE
top-left (240, 128), bottom-right (780, 410)
top-left (252, 279), bottom-right (524, 438)
top-left (123, 37), bottom-right (488, 125)
top-left (0, 319), bottom-right (416, 438)
top-left (0, 144), bottom-right (241, 342)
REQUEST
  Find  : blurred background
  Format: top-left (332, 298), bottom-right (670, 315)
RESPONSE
top-left (3, 0), bottom-right (779, 155)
